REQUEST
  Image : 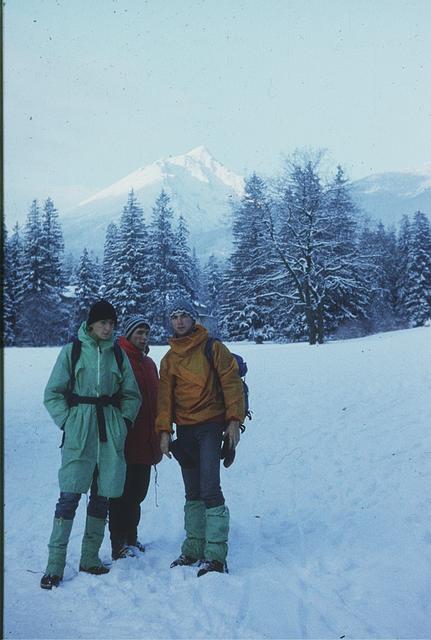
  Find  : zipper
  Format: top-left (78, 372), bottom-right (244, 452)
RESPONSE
top-left (97, 345), bottom-right (101, 397)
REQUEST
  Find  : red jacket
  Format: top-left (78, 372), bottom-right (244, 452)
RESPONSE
top-left (118, 336), bottom-right (162, 465)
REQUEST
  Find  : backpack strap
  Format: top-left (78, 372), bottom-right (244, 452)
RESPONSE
top-left (204, 337), bottom-right (220, 368)
top-left (69, 338), bottom-right (82, 394)
top-left (113, 339), bottom-right (124, 371)
top-left (69, 337), bottom-right (123, 391)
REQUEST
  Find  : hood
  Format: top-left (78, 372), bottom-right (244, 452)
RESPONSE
top-left (168, 324), bottom-right (208, 355)
top-left (77, 320), bottom-right (114, 351)
top-left (118, 335), bottom-right (150, 358)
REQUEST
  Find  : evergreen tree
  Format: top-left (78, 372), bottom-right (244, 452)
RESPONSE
top-left (40, 197), bottom-right (65, 290)
top-left (4, 223), bottom-right (25, 345)
top-left (101, 222), bottom-right (121, 301)
top-left (202, 254), bottom-right (225, 332)
top-left (17, 199), bottom-right (66, 345)
top-left (149, 191), bottom-right (180, 341)
top-left (221, 173), bottom-right (276, 341)
top-left (396, 215), bottom-right (412, 326)
top-left (62, 252), bottom-right (77, 286)
top-left (2, 224), bottom-right (15, 345)
top-left (70, 248), bottom-right (102, 334)
top-left (16, 201), bottom-right (45, 345)
top-left (323, 166), bottom-right (372, 336)
top-left (113, 191), bottom-right (151, 325)
top-left (403, 211), bottom-right (431, 326)
top-left (173, 215), bottom-right (199, 301)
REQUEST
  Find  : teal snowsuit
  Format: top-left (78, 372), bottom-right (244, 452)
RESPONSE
top-left (44, 321), bottom-right (141, 498)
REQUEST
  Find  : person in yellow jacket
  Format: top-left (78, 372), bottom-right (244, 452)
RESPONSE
top-left (156, 298), bottom-right (245, 576)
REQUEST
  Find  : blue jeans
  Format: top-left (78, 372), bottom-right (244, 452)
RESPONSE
top-left (177, 422), bottom-right (225, 509)
top-left (54, 466), bottom-right (108, 520)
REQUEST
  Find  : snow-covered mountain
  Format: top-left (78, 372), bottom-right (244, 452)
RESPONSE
top-left (62, 146), bottom-right (244, 262)
top-left (61, 150), bottom-right (431, 263)
top-left (351, 163), bottom-right (431, 227)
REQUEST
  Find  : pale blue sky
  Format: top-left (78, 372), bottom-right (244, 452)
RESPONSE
top-left (5, 0), bottom-right (431, 220)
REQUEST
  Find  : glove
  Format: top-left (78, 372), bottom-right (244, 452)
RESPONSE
top-left (224, 421), bottom-right (241, 449)
top-left (160, 432), bottom-right (172, 458)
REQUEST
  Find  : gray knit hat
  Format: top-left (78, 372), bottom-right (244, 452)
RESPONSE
top-left (123, 315), bottom-right (150, 340)
top-left (168, 298), bottom-right (196, 321)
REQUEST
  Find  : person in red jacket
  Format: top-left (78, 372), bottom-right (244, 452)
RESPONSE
top-left (108, 315), bottom-right (162, 560)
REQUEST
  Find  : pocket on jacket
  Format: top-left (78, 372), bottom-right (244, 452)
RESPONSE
top-left (112, 412), bottom-right (127, 452)
top-left (63, 411), bottom-right (87, 450)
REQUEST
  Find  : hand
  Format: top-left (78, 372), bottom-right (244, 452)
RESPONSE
top-left (160, 432), bottom-right (172, 458)
top-left (224, 421), bottom-right (240, 450)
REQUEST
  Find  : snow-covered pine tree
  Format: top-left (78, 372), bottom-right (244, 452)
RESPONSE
top-left (322, 166), bottom-right (372, 337)
top-left (403, 211), bottom-right (431, 326)
top-left (355, 219), bottom-right (407, 334)
top-left (395, 214), bottom-right (412, 326)
top-left (2, 224), bottom-right (15, 345)
top-left (70, 248), bottom-right (102, 335)
top-left (40, 198), bottom-right (65, 289)
top-left (16, 199), bottom-right (67, 345)
top-left (148, 190), bottom-right (180, 341)
top-left (4, 223), bottom-right (25, 344)
top-left (202, 254), bottom-right (225, 333)
top-left (113, 191), bottom-right (151, 325)
top-left (62, 252), bottom-right (77, 287)
top-left (101, 222), bottom-right (121, 302)
top-left (221, 173), bottom-right (276, 341)
top-left (16, 201), bottom-right (46, 345)
top-left (173, 214), bottom-right (197, 301)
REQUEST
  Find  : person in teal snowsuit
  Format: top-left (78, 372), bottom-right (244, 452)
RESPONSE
top-left (40, 300), bottom-right (141, 590)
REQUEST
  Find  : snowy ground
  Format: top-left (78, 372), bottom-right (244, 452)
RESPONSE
top-left (4, 327), bottom-right (431, 640)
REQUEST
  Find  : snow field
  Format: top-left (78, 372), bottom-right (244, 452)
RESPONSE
top-left (4, 327), bottom-right (431, 639)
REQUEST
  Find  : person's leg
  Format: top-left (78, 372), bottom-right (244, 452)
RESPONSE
top-left (172, 426), bottom-right (205, 564)
top-left (125, 464), bottom-right (151, 548)
top-left (108, 463), bottom-right (131, 558)
top-left (80, 467), bottom-right (110, 574)
top-left (41, 492), bottom-right (80, 589)
top-left (108, 494), bottom-right (128, 558)
top-left (196, 423), bottom-right (229, 574)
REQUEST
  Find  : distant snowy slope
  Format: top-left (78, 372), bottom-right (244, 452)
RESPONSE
top-left (4, 327), bottom-right (431, 639)
top-left (352, 162), bottom-right (431, 227)
top-left (62, 147), bottom-right (244, 261)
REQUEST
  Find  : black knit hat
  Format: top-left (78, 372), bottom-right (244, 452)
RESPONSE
top-left (87, 300), bottom-right (117, 326)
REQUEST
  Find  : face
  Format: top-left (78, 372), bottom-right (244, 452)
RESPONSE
top-left (171, 312), bottom-right (194, 337)
top-left (129, 325), bottom-right (150, 351)
top-left (88, 319), bottom-right (115, 340)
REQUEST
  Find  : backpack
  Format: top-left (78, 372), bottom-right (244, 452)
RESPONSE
top-left (69, 337), bottom-right (124, 393)
top-left (204, 337), bottom-right (252, 431)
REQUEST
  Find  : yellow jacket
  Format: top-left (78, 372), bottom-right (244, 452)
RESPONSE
top-left (156, 324), bottom-right (245, 432)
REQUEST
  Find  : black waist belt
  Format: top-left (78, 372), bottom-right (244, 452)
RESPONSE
top-left (68, 393), bottom-right (121, 442)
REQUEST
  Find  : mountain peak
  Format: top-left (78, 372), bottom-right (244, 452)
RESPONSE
top-left (78, 147), bottom-right (243, 208)
top-left (185, 145), bottom-right (213, 160)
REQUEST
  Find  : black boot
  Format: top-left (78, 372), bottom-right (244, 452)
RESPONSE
top-left (170, 553), bottom-right (199, 568)
top-left (40, 573), bottom-right (62, 590)
top-left (128, 539), bottom-right (145, 553)
top-left (112, 544), bottom-right (135, 560)
top-left (79, 564), bottom-right (110, 575)
top-left (197, 559), bottom-right (228, 577)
